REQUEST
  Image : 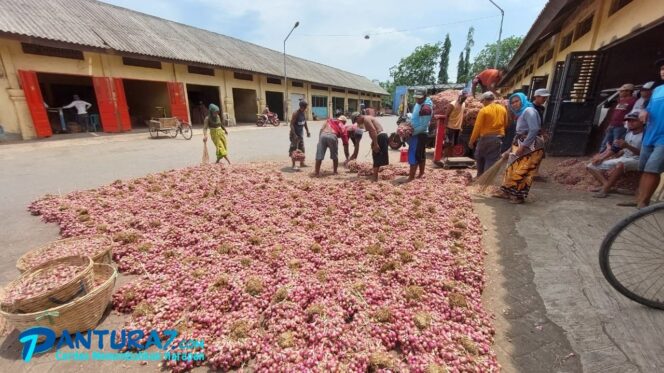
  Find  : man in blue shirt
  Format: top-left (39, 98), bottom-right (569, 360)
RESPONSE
top-left (633, 58), bottom-right (664, 208)
top-left (407, 89), bottom-right (433, 181)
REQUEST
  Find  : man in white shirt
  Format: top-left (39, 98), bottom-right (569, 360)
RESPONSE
top-left (586, 112), bottom-right (644, 197)
top-left (63, 95), bottom-right (92, 132)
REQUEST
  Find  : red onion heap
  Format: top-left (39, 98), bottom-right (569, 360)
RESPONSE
top-left (2, 263), bottom-right (84, 303)
top-left (29, 164), bottom-right (496, 372)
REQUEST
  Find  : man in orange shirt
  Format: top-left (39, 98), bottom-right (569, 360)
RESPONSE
top-left (472, 69), bottom-right (503, 95)
top-left (469, 92), bottom-right (509, 176)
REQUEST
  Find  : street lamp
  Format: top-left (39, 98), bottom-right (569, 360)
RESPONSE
top-left (489, 0), bottom-right (504, 69)
top-left (284, 21), bottom-right (300, 121)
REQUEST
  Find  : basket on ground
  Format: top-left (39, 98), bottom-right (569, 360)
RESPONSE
top-left (16, 235), bottom-right (113, 273)
top-left (0, 263), bottom-right (117, 336)
top-left (1, 256), bottom-right (94, 314)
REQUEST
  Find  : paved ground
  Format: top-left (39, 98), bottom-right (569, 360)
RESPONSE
top-left (1, 118), bottom-right (663, 372)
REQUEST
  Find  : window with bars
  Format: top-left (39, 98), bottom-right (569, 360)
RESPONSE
top-left (291, 81), bottom-right (304, 87)
top-left (187, 65), bottom-right (214, 76)
top-left (574, 15), bottom-right (593, 41)
top-left (538, 55), bottom-right (546, 68)
top-left (311, 84), bottom-right (328, 91)
top-left (234, 72), bottom-right (253, 81)
top-left (609, 0), bottom-right (633, 16)
top-left (331, 88), bottom-right (345, 93)
top-left (347, 90), bottom-right (358, 95)
top-left (267, 77), bottom-right (281, 85)
top-left (545, 48), bottom-right (554, 62)
top-left (560, 32), bottom-right (574, 51)
top-left (22, 43), bottom-right (83, 60)
top-left (123, 57), bottom-right (161, 69)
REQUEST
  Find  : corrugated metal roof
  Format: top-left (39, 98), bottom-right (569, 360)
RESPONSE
top-left (0, 0), bottom-right (388, 95)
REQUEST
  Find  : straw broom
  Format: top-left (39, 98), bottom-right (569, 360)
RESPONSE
top-left (473, 152), bottom-right (509, 192)
top-left (201, 139), bottom-right (209, 164)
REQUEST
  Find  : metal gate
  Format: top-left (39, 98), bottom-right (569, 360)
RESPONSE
top-left (528, 76), bottom-right (548, 100)
top-left (547, 52), bottom-right (604, 156)
top-left (543, 62), bottom-right (565, 130)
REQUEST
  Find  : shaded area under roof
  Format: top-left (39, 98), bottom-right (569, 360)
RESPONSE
top-left (0, 0), bottom-right (387, 95)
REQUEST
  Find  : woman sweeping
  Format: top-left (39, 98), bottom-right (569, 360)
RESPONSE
top-left (494, 92), bottom-right (544, 204)
top-left (203, 104), bottom-right (231, 164)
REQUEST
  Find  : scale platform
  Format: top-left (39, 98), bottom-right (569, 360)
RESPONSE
top-left (436, 157), bottom-right (476, 169)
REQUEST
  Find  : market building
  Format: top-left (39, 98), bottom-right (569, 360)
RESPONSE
top-left (500, 0), bottom-right (664, 155)
top-left (0, 0), bottom-right (387, 140)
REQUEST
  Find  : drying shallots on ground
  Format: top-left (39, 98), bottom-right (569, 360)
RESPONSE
top-left (29, 163), bottom-right (498, 372)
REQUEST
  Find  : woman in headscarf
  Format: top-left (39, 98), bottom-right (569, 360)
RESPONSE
top-left (203, 104), bottom-right (230, 164)
top-left (494, 92), bottom-right (544, 204)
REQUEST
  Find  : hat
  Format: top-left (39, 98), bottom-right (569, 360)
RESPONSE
top-left (337, 115), bottom-right (348, 123)
top-left (641, 81), bottom-right (655, 90)
top-left (350, 112), bottom-right (361, 124)
top-left (413, 89), bottom-right (426, 99)
top-left (624, 112), bottom-right (640, 121)
top-left (655, 58), bottom-right (664, 68)
top-left (534, 88), bottom-right (550, 97)
top-left (299, 100), bottom-right (308, 108)
top-left (480, 91), bottom-right (495, 101)
top-left (618, 83), bottom-right (635, 91)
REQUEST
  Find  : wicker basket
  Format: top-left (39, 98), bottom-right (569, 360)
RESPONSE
top-left (0, 263), bottom-right (117, 337)
top-left (16, 235), bottom-right (113, 273)
top-left (1, 256), bottom-right (94, 314)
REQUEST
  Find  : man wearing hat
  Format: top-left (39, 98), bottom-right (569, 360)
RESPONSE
top-left (631, 82), bottom-right (655, 115)
top-left (600, 83), bottom-right (637, 153)
top-left (533, 88), bottom-right (550, 123)
top-left (289, 100), bottom-right (311, 170)
top-left (469, 91), bottom-right (509, 177)
top-left (587, 111), bottom-right (644, 198)
top-left (407, 89), bottom-right (433, 181)
top-left (314, 115), bottom-right (349, 176)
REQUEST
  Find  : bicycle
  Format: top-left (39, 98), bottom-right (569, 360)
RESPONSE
top-left (148, 118), bottom-right (193, 140)
top-left (599, 203), bottom-right (664, 309)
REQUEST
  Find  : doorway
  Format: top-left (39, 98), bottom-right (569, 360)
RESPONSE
top-left (187, 84), bottom-right (221, 125)
top-left (122, 79), bottom-right (170, 128)
top-left (232, 88), bottom-right (258, 123)
top-left (37, 73), bottom-right (98, 134)
top-left (332, 97), bottom-right (345, 115)
top-left (265, 91), bottom-right (284, 121)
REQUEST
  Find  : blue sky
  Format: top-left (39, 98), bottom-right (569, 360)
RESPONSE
top-left (101, 0), bottom-right (547, 82)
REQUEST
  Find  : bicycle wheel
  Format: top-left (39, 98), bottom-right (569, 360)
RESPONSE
top-left (599, 203), bottom-right (664, 309)
top-left (180, 123), bottom-right (193, 140)
top-left (149, 127), bottom-right (159, 138)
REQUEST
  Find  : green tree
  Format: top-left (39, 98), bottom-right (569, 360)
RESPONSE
top-left (378, 80), bottom-right (395, 107)
top-left (456, 26), bottom-right (475, 83)
top-left (389, 43), bottom-right (442, 87)
top-left (469, 35), bottom-right (524, 77)
top-left (437, 34), bottom-right (452, 84)
top-left (456, 52), bottom-right (465, 84)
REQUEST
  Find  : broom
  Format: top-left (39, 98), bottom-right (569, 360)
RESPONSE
top-left (473, 153), bottom-right (509, 192)
top-left (201, 140), bottom-right (209, 164)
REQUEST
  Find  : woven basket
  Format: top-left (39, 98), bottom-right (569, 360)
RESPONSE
top-left (16, 235), bottom-right (113, 273)
top-left (1, 256), bottom-right (94, 314)
top-left (0, 263), bottom-right (117, 337)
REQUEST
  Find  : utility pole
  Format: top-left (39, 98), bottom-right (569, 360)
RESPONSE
top-left (489, 0), bottom-right (504, 68)
top-left (283, 21), bottom-right (300, 122)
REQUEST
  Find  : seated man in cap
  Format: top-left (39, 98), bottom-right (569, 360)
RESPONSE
top-left (532, 88), bottom-right (550, 124)
top-left (314, 115), bottom-right (349, 176)
top-left (351, 111), bottom-right (387, 182)
top-left (587, 112), bottom-right (644, 198)
top-left (600, 83), bottom-right (637, 153)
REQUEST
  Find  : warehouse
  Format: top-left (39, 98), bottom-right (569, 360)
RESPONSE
top-left (0, 0), bottom-right (387, 140)
top-left (500, 0), bottom-right (664, 155)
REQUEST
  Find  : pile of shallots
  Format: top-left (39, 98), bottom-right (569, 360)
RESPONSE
top-left (290, 150), bottom-right (305, 162)
top-left (2, 263), bottom-right (84, 303)
top-left (18, 236), bottom-right (108, 270)
top-left (29, 164), bottom-right (497, 372)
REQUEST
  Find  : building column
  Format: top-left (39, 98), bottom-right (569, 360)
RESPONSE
top-left (0, 45), bottom-right (35, 139)
top-left (222, 70), bottom-right (235, 121)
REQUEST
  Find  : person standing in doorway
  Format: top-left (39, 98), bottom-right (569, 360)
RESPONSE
top-left (192, 101), bottom-right (208, 125)
top-left (62, 95), bottom-right (92, 132)
top-left (289, 100), bottom-right (311, 170)
top-left (600, 83), bottom-right (637, 152)
top-left (469, 92), bottom-right (509, 177)
top-left (407, 89), bottom-right (433, 181)
top-left (203, 104), bottom-right (230, 164)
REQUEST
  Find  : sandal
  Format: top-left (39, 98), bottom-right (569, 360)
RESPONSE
top-left (509, 197), bottom-right (524, 204)
top-left (492, 192), bottom-right (510, 200)
top-left (616, 201), bottom-right (637, 207)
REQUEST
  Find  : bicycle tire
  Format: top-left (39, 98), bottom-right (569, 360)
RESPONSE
top-left (180, 123), bottom-right (193, 140)
top-left (599, 203), bottom-right (664, 309)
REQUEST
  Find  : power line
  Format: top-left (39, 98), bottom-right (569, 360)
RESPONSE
top-left (297, 15), bottom-right (499, 38)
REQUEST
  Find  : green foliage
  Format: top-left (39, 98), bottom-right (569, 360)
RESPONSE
top-left (437, 34), bottom-right (452, 84)
top-left (389, 43), bottom-right (442, 87)
top-left (469, 36), bottom-right (524, 77)
top-left (456, 27), bottom-right (475, 83)
top-left (378, 80), bottom-right (396, 107)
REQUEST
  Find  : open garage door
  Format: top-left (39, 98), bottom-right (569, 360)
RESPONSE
top-left (187, 84), bottom-right (220, 125)
top-left (123, 79), bottom-right (170, 128)
top-left (265, 91), bottom-right (283, 121)
top-left (332, 97), bottom-right (344, 116)
top-left (233, 88), bottom-right (258, 123)
top-left (18, 70), bottom-right (51, 137)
